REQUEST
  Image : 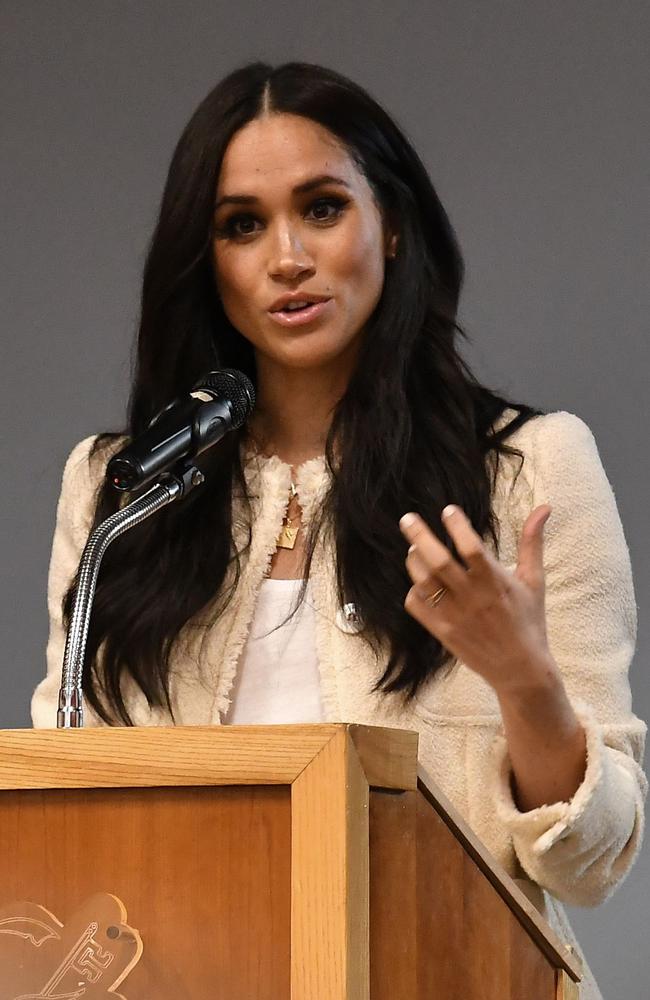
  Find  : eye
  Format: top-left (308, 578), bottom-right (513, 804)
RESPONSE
top-left (213, 195), bottom-right (349, 241)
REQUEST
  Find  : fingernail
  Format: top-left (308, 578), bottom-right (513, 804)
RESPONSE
top-left (442, 504), bottom-right (459, 520)
top-left (400, 513), bottom-right (417, 530)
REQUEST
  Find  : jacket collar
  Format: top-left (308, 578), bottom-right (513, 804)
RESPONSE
top-left (240, 445), bottom-right (331, 528)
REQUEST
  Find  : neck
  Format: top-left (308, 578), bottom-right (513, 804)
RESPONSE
top-left (247, 356), bottom-right (352, 467)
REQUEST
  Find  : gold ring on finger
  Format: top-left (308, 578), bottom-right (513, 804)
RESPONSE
top-left (424, 586), bottom-right (448, 608)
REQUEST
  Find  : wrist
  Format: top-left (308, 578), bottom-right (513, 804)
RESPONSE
top-left (496, 658), bottom-right (582, 741)
top-left (494, 653), bottom-right (565, 706)
top-left (495, 658), bottom-right (587, 809)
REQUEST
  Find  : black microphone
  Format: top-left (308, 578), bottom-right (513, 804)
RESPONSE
top-left (106, 369), bottom-right (255, 492)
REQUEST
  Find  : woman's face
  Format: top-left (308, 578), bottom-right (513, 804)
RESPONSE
top-left (211, 112), bottom-right (397, 375)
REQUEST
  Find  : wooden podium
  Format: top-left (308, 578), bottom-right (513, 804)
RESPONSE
top-left (0, 723), bottom-right (581, 998)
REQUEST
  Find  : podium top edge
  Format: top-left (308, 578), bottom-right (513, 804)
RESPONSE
top-left (0, 723), bottom-right (418, 792)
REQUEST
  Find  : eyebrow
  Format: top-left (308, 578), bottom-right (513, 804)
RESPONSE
top-left (214, 174), bottom-right (351, 211)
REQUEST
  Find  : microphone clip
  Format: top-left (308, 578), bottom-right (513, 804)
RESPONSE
top-left (158, 458), bottom-right (206, 498)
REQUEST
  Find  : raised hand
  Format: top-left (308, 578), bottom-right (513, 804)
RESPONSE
top-left (399, 503), bottom-right (558, 696)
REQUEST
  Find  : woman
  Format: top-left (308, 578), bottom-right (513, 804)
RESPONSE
top-left (34, 62), bottom-right (646, 998)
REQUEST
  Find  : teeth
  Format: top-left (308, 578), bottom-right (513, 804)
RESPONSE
top-left (284, 301), bottom-right (311, 310)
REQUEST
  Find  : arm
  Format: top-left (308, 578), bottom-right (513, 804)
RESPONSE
top-left (492, 411), bottom-right (646, 905)
top-left (496, 666), bottom-right (587, 812)
top-left (401, 409), bottom-right (646, 906)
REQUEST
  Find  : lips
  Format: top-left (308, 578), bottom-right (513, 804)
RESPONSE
top-left (269, 293), bottom-right (331, 312)
top-left (267, 298), bottom-right (333, 327)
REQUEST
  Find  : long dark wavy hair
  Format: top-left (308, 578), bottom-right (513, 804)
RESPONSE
top-left (65, 61), bottom-right (544, 724)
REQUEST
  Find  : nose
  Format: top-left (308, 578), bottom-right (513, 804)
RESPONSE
top-left (268, 223), bottom-right (315, 282)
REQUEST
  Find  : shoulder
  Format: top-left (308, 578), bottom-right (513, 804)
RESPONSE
top-left (494, 408), bottom-right (603, 487)
top-left (61, 432), bottom-right (127, 482)
top-left (56, 433), bottom-right (127, 537)
top-left (487, 408), bottom-right (624, 555)
top-left (495, 406), bottom-right (594, 450)
top-left (498, 410), bottom-right (631, 569)
top-left (60, 434), bottom-right (101, 487)
top-left (506, 409), bottom-right (612, 497)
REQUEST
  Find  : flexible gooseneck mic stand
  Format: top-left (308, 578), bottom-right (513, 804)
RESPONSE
top-left (56, 462), bottom-right (204, 729)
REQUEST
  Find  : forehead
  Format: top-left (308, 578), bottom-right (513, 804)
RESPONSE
top-left (216, 113), bottom-right (363, 196)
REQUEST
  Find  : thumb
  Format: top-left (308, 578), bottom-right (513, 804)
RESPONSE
top-left (515, 504), bottom-right (552, 589)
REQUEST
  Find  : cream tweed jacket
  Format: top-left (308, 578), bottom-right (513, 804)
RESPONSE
top-left (33, 408), bottom-right (647, 999)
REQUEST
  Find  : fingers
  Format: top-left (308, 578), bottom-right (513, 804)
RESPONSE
top-left (405, 544), bottom-right (443, 595)
top-left (400, 505), bottom-right (514, 609)
top-left (516, 505), bottom-right (551, 591)
top-left (399, 506), bottom-right (550, 682)
top-left (435, 505), bottom-right (498, 575)
top-left (404, 583), bottom-right (453, 630)
top-left (400, 511), bottom-right (469, 595)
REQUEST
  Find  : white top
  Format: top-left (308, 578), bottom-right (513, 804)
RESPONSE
top-left (223, 577), bottom-right (325, 724)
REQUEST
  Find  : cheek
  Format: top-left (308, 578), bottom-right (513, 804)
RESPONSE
top-left (331, 218), bottom-right (386, 290)
top-left (340, 217), bottom-right (374, 261)
top-left (212, 249), bottom-right (255, 316)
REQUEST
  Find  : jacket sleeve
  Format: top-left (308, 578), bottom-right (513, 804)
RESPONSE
top-left (492, 410), bottom-right (647, 906)
top-left (32, 435), bottom-right (106, 728)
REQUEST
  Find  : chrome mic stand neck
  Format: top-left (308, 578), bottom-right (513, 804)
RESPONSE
top-left (56, 463), bottom-right (204, 729)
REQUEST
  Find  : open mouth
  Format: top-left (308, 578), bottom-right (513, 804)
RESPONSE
top-left (268, 299), bottom-right (333, 326)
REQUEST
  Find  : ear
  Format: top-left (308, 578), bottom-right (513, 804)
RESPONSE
top-left (382, 208), bottom-right (399, 260)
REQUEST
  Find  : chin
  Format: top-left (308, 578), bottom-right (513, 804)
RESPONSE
top-left (279, 342), bottom-right (360, 371)
top-left (256, 328), bottom-right (349, 365)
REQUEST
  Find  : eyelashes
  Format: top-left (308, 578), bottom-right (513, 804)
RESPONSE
top-left (213, 195), bottom-right (350, 241)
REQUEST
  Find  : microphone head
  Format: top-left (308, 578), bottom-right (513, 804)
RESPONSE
top-left (193, 369), bottom-right (255, 428)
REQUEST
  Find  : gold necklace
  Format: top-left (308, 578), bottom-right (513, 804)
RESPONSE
top-left (276, 481), bottom-right (299, 550)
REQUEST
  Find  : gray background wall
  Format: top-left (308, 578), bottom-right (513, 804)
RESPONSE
top-left (2, 2), bottom-right (648, 995)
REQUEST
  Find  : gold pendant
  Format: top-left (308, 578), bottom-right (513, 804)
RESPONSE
top-left (276, 480), bottom-right (300, 549)
top-left (276, 519), bottom-right (298, 549)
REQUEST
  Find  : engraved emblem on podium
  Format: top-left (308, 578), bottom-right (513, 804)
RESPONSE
top-left (0, 893), bottom-right (142, 999)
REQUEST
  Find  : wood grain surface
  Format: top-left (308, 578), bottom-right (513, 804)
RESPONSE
top-left (556, 969), bottom-right (581, 1000)
top-left (0, 723), bottom-right (416, 791)
top-left (415, 789), bottom-right (558, 998)
top-left (291, 728), bottom-right (370, 1000)
top-left (0, 784), bottom-right (291, 999)
top-left (0, 724), bottom-right (342, 789)
top-left (0, 724), bottom-right (581, 998)
top-left (348, 725), bottom-right (418, 790)
top-left (369, 788), bottom-right (418, 1000)
top-left (418, 764), bottom-right (582, 983)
